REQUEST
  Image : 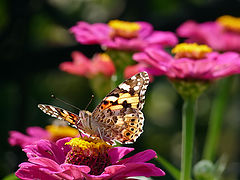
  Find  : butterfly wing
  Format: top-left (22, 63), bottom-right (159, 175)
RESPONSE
top-left (38, 104), bottom-right (81, 128)
top-left (91, 71), bottom-right (149, 144)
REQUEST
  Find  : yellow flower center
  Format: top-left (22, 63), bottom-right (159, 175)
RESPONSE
top-left (99, 53), bottom-right (111, 62)
top-left (108, 20), bottom-right (140, 38)
top-left (65, 136), bottom-right (111, 152)
top-left (46, 125), bottom-right (79, 141)
top-left (65, 137), bottom-right (112, 175)
top-left (172, 43), bottom-right (212, 59)
top-left (217, 15), bottom-right (240, 33)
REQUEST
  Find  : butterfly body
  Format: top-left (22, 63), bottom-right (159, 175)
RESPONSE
top-left (38, 71), bottom-right (149, 144)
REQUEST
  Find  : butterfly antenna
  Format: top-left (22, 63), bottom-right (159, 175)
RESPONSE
top-left (51, 94), bottom-right (81, 111)
top-left (85, 95), bottom-right (94, 110)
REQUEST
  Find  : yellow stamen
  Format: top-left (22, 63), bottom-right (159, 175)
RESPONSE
top-left (108, 20), bottom-right (140, 38)
top-left (217, 15), bottom-right (240, 33)
top-left (172, 43), bottom-right (212, 59)
top-left (46, 125), bottom-right (79, 141)
top-left (66, 137), bottom-right (111, 152)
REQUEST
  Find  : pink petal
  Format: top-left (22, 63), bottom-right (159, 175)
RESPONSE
top-left (118, 149), bottom-right (157, 164)
top-left (56, 137), bottom-right (72, 156)
top-left (26, 126), bottom-right (50, 137)
top-left (24, 140), bottom-right (65, 164)
top-left (58, 164), bottom-right (90, 179)
top-left (145, 31), bottom-right (178, 47)
top-left (16, 162), bottom-right (57, 180)
top-left (8, 131), bottom-right (38, 148)
top-left (104, 163), bottom-right (165, 179)
top-left (108, 147), bottom-right (134, 164)
top-left (137, 21), bottom-right (153, 38)
top-left (28, 157), bottom-right (62, 171)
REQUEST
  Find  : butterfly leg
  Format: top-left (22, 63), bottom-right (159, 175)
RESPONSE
top-left (78, 130), bottom-right (83, 138)
top-left (97, 128), bottom-right (103, 140)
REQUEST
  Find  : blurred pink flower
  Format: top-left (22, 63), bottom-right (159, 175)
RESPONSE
top-left (16, 137), bottom-right (165, 180)
top-left (9, 125), bottom-right (79, 148)
top-left (70, 20), bottom-right (177, 51)
top-left (9, 127), bottom-right (50, 148)
top-left (124, 63), bottom-right (154, 82)
top-left (177, 15), bottom-right (240, 52)
top-left (133, 44), bottom-right (240, 80)
top-left (60, 52), bottom-right (115, 78)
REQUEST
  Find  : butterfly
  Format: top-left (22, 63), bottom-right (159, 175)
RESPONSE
top-left (38, 71), bottom-right (149, 144)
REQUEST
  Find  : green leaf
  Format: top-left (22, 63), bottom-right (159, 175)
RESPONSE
top-left (3, 173), bottom-right (19, 180)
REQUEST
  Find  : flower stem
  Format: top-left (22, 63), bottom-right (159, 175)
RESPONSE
top-left (203, 76), bottom-right (234, 161)
top-left (180, 97), bottom-right (197, 180)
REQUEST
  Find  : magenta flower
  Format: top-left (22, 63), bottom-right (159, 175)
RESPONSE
top-left (133, 43), bottom-right (240, 80)
top-left (9, 127), bottom-right (50, 148)
top-left (60, 51), bottom-right (115, 78)
top-left (9, 125), bottom-right (79, 148)
top-left (177, 15), bottom-right (240, 52)
top-left (70, 19), bottom-right (177, 51)
top-left (16, 137), bottom-right (165, 179)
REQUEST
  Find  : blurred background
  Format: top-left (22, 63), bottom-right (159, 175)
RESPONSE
top-left (1, 0), bottom-right (240, 179)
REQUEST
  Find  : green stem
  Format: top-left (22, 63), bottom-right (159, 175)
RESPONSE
top-left (156, 154), bottom-right (180, 180)
top-left (203, 76), bottom-right (234, 161)
top-left (180, 97), bottom-right (197, 180)
top-left (106, 50), bottom-right (135, 86)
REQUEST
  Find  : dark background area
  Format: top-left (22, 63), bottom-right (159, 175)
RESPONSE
top-left (1, 0), bottom-right (240, 179)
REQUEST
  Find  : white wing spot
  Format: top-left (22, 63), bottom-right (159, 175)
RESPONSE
top-left (106, 96), bottom-right (118, 102)
top-left (134, 86), bottom-right (139, 91)
top-left (119, 83), bottom-right (130, 91)
top-left (131, 76), bottom-right (136, 80)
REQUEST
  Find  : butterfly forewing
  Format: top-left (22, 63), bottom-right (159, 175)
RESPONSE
top-left (91, 71), bottom-right (149, 144)
top-left (38, 104), bottom-right (79, 127)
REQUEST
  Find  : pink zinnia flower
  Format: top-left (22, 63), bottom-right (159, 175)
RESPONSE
top-left (60, 52), bottom-right (115, 78)
top-left (177, 15), bottom-right (240, 52)
top-left (16, 137), bottom-right (165, 179)
top-left (70, 19), bottom-right (177, 51)
top-left (124, 63), bottom-right (154, 82)
top-left (9, 125), bottom-right (79, 148)
top-left (133, 43), bottom-right (240, 80)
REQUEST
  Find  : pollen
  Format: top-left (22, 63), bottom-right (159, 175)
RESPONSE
top-left (65, 136), bottom-right (111, 152)
top-left (217, 15), bottom-right (240, 33)
top-left (108, 20), bottom-right (140, 38)
top-left (65, 137), bottom-right (112, 175)
top-left (45, 125), bottom-right (78, 141)
top-left (172, 43), bottom-right (212, 59)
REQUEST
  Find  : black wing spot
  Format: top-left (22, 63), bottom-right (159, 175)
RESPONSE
top-left (109, 93), bottom-right (119, 97)
top-left (111, 101), bottom-right (118, 105)
top-left (129, 88), bottom-right (135, 96)
top-left (122, 100), bottom-right (131, 109)
top-left (126, 132), bottom-right (130, 136)
top-left (103, 101), bottom-right (108, 105)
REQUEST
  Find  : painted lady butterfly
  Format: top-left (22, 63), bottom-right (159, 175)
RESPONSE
top-left (38, 71), bottom-right (149, 144)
